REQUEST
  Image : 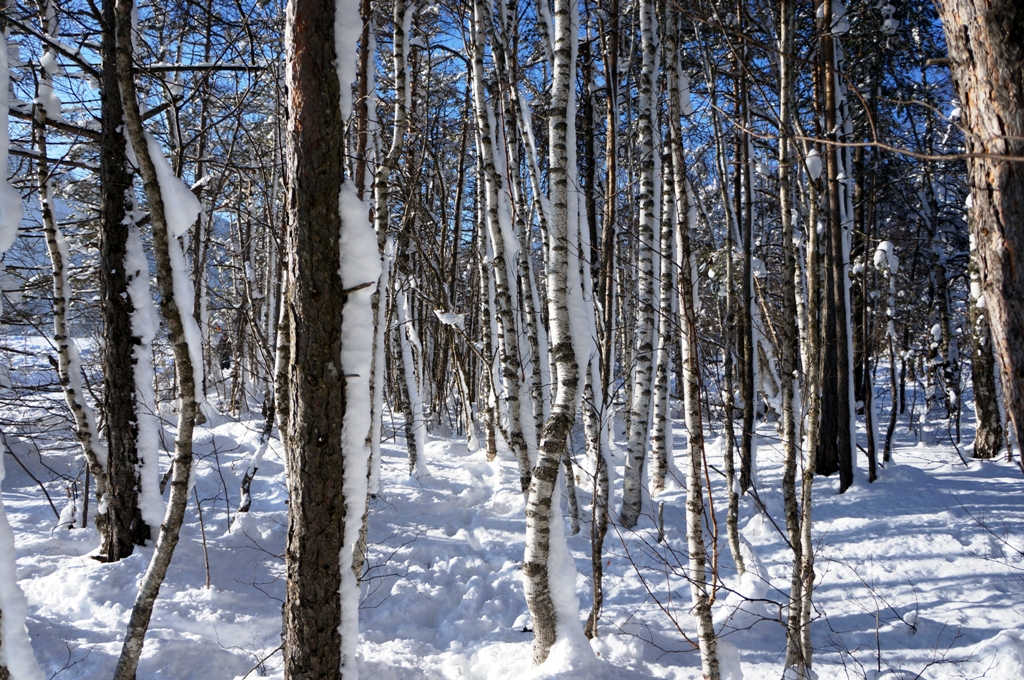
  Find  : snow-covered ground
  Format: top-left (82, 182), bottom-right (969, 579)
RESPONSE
top-left (3, 384), bottom-right (1024, 679)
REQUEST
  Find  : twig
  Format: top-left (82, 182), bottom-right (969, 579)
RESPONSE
top-left (240, 644), bottom-right (283, 679)
top-left (1, 429), bottom-right (61, 519)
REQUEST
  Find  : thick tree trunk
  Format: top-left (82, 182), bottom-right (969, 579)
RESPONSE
top-left (933, 0), bottom-right (1024, 460)
top-left (99, 0), bottom-right (147, 562)
top-left (277, 0), bottom-right (356, 676)
top-left (276, 0), bottom-right (364, 675)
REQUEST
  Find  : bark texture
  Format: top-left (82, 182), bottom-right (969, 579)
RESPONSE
top-left (469, 0), bottom-right (533, 492)
top-left (667, 15), bottom-right (719, 674)
top-left (523, 0), bottom-right (580, 664)
top-left (279, 0), bottom-right (351, 675)
top-left (371, 0), bottom-right (409, 482)
top-left (621, 0), bottom-right (659, 529)
top-left (934, 0), bottom-right (1024, 458)
top-left (778, 0), bottom-right (806, 671)
top-left (99, 0), bottom-right (147, 562)
top-left (33, 6), bottom-right (114, 550)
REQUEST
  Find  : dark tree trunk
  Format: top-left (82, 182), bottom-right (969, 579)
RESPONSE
top-left (281, 0), bottom-right (350, 675)
top-left (597, 0), bottom-right (618, 403)
top-left (933, 0), bottom-right (1024, 461)
top-left (99, 0), bottom-right (147, 561)
top-left (815, 0), bottom-right (854, 491)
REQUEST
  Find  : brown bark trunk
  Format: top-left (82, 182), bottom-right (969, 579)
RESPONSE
top-left (280, 0), bottom-right (351, 675)
top-left (934, 0), bottom-right (1024, 461)
top-left (99, 0), bottom-right (147, 561)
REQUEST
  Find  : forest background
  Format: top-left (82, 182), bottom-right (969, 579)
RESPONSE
top-left (0, 0), bottom-right (1023, 678)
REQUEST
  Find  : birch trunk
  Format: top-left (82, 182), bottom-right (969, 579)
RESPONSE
top-left (664, 15), bottom-right (719, 675)
top-left (469, 0), bottom-right (533, 493)
top-left (667, 91), bottom-right (720, 680)
top-left (621, 0), bottom-right (659, 529)
top-left (798, 166), bottom-right (824, 677)
top-left (737, 68), bottom-right (756, 496)
top-left (778, 0), bottom-right (805, 670)
top-left (370, 0), bottom-right (410, 486)
top-left (113, 0), bottom-right (203, 674)
top-left (33, 7), bottom-right (112, 542)
top-left (709, 73), bottom-right (745, 577)
top-left (583, 376), bottom-right (609, 639)
top-left (651, 159), bottom-right (675, 496)
top-left (396, 282), bottom-right (427, 476)
top-left (523, 0), bottom-right (585, 663)
top-left (0, 29), bottom-right (44, 680)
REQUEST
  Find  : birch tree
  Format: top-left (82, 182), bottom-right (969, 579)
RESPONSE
top-left (621, 0), bottom-right (659, 529)
top-left (665, 13), bottom-right (719, 675)
top-left (373, 0), bottom-right (414, 478)
top-left (112, 0), bottom-right (205, 673)
top-left (469, 0), bottom-right (534, 494)
top-left (0, 25), bottom-right (44, 680)
top-left (32, 0), bottom-right (111, 544)
top-left (778, 0), bottom-right (807, 670)
top-left (522, 0), bottom-right (588, 663)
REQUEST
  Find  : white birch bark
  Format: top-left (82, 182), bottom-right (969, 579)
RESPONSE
top-left (370, 0), bottom-right (410, 488)
top-left (711, 94), bottom-right (745, 577)
top-left (798, 153), bottom-right (824, 676)
top-left (666, 22), bottom-right (719, 675)
top-left (469, 0), bottom-right (534, 493)
top-left (0, 28), bottom-right (45, 680)
top-left (778, 0), bottom-right (807, 671)
top-left (32, 12), bottom-right (110, 534)
top-left (621, 0), bottom-right (660, 529)
top-left (651, 160), bottom-right (675, 496)
top-left (112, 1), bottom-right (204, 674)
top-left (396, 281), bottom-right (428, 476)
top-left (523, 0), bottom-right (587, 663)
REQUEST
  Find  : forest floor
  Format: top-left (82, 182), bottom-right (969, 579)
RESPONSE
top-left (3, 356), bottom-right (1024, 678)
